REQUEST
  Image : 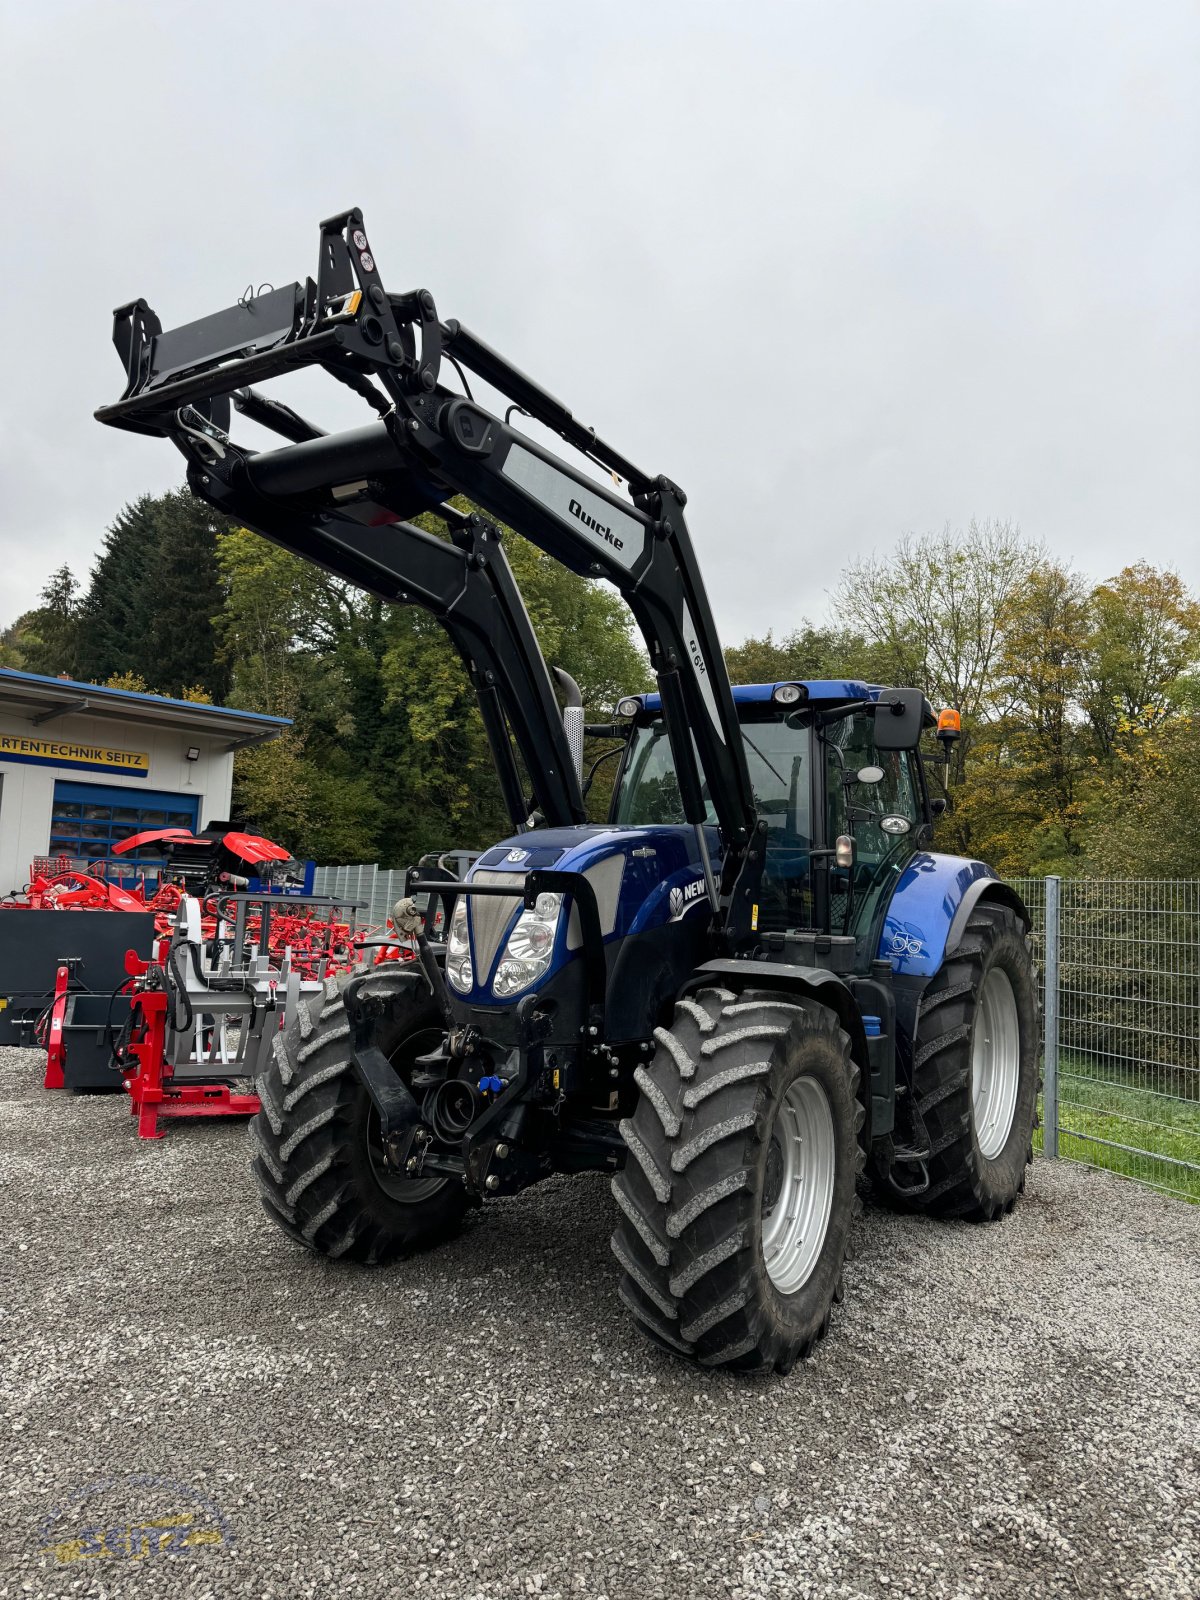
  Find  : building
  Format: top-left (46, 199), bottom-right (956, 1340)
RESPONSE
top-left (0, 668), bottom-right (290, 893)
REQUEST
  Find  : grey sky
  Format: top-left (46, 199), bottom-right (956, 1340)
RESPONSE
top-left (1, 0), bottom-right (1196, 646)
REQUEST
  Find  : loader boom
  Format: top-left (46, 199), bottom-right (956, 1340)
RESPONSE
top-left (96, 208), bottom-right (759, 924)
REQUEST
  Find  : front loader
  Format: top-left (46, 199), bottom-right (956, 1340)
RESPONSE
top-left (98, 210), bottom-right (1040, 1373)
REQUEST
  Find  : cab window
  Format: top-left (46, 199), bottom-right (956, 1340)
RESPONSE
top-left (825, 713), bottom-right (921, 939)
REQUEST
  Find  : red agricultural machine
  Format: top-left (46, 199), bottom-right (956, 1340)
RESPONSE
top-left (4, 822), bottom-right (418, 1138)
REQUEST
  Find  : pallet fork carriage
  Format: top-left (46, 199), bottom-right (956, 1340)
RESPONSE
top-left (98, 210), bottom-right (1040, 1373)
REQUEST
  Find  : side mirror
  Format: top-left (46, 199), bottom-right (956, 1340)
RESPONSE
top-left (873, 688), bottom-right (924, 751)
top-left (930, 796), bottom-right (947, 818)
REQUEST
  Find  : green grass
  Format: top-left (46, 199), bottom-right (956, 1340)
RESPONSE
top-left (1035, 1052), bottom-right (1200, 1203)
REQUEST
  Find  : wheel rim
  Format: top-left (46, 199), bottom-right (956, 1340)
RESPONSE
top-left (366, 1026), bottom-right (448, 1203)
top-left (761, 1074), bottom-right (837, 1295)
top-left (971, 966), bottom-right (1020, 1160)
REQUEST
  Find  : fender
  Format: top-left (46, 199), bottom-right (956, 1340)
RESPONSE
top-left (687, 958), bottom-right (869, 1080)
top-left (880, 852), bottom-right (1029, 980)
top-left (687, 957), bottom-right (885, 1144)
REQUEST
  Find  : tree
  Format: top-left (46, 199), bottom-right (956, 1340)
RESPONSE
top-left (72, 491), bottom-right (230, 699)
top-left (73, 498), bottom-right (162, 686)
top-left (723, 624), bottom-right (895, 688)
top-left (1079, 564), bottom-right (1200, 760)
top-left (836, 519), bottom-right (1040, 736)
top-left (1083, 713), bottom-right (1200, 877)
top-left (144, 492), bottom-right (231, 700)
top-left (12, 565), bottom-right (82, 677)
top-left (953, 560), bottom-right (1091, 873)
top-left (835, 520), bottom-right (1043, 854)
top-left (216, 504), bottom-right (648, 864)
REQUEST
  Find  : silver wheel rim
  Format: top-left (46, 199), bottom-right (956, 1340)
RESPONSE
top-left (972, 967), bottom-right (1020, 1160)
top-left (761, 1075), bottom-right (837, 1295)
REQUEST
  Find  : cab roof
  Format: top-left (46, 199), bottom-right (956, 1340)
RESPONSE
top-left (631, 680), bottom-right (880, 714)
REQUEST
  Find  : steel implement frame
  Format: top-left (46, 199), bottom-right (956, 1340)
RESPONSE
top-left (96, 206), bottom-right (760, 927)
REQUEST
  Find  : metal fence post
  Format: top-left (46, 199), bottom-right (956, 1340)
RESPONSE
top-left (1043, 875), bottom-right (1060, 1158)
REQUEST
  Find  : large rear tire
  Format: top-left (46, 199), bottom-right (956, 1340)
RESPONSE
top-left (612, 987), bottom-right (864, 1373)
top-left (249, 969), bottom-right (467, 1261)
top-left (903, 903), bottom-right (1039, 1219)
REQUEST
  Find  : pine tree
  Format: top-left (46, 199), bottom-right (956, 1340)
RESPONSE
top-left (144, 490), bottom-right (231, 700)
top-left (74, 496), bottom-right (162, 685)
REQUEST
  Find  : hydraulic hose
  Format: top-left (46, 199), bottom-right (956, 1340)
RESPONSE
top-left (425, 1080), bottom-right (481, 1142)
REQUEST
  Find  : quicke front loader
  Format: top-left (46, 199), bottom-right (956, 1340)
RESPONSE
top-left (98, 210), bottom-right (1040, 1373)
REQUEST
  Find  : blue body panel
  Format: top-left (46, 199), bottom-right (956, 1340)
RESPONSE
top-left (878, 852), bottom-right (1000, 977)
top-left (462, 823), bottom-right (716, 1006)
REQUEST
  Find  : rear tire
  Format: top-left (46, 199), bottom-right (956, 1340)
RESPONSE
top-left (612, 987), bottom-right (864, 1373)
top-left (902, 903), bottom-right (1039, 1219)
top-left (249, 969), bottom-right (467, 1261)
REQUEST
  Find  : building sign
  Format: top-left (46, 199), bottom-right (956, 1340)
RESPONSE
top-left (0, 733), bottom-right (150, 778)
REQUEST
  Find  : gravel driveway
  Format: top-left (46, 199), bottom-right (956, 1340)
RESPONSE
top-left (0, 1043), bottom-right (1196, 1600)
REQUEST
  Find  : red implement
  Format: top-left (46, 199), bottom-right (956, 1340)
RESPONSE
top-left (116, 951), bottom-right (261, 1140)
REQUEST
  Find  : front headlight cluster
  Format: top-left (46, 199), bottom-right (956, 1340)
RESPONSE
top-left (494, 892), bottom-right (563, 997)
top-left (444, 890), bottom-right (564, 998)
top-left (446, 897), bottom-right (473, 993)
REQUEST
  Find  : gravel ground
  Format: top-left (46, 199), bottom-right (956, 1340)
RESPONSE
top-left (0, 1044), bottom-right (1197, 1600)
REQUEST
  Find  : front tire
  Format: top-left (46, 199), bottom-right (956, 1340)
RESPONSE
top-left (612, 987), bottom-right (864, 1373)
top-left (249, 970), bottom-right (467, 1261)
top-left (903, 903), bottom-right (1039, 1219)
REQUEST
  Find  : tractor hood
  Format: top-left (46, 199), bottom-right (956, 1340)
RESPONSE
top-left (451, 823), bottom-right (719, 1006)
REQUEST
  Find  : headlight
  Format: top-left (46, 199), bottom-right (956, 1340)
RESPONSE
top-left (493, 892), bottom-right (563, 998)
top-left (445, 897), bottom-right (473, 993)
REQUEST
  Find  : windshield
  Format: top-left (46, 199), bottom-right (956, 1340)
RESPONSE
top-left (614, 713), bottom-right (813, 932)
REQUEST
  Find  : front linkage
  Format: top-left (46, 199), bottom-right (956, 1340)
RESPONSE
top-left (342, 870), bottom-right (612, 1203)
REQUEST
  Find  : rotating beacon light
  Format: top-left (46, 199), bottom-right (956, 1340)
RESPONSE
top-left (936, 706), bottom-right (962, 755)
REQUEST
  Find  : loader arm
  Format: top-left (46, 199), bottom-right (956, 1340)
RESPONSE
top-left (96, 208), bottom-right (760, 925)
top-left (178, 436), bottom-right (585, 833)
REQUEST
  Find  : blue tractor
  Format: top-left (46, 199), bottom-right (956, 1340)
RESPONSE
top-left (98, 211), bottom-right (1039, 1373)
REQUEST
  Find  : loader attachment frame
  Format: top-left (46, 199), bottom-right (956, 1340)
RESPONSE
top-left (97, 207), bottom-right (761, 933)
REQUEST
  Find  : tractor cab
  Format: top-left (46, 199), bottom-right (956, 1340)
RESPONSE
top-left (611, 680), bottom-right (935, 969)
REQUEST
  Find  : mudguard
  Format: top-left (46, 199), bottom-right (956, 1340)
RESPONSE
top-left (879, 853), bottom-right (1028, 979)
top-left (687, 958), bottom-right (869, 1071)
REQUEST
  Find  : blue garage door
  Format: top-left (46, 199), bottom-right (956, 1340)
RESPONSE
top-left (50, 780), bottom-right (198, 884)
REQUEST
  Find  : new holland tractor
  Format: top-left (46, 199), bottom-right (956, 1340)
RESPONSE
top-left (98, 210), bottom-right (1039, 1373)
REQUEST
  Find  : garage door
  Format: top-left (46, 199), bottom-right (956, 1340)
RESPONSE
top-left (50, 780), bottom-right (198, 884)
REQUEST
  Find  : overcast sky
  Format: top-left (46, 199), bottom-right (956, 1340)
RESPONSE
top-left (1, 0), bottom-right (1196, 647)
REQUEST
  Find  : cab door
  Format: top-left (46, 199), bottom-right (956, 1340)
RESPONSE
top-left (824, 715), bottom-right (923, 950)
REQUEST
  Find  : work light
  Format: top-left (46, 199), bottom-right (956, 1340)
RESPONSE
top-left (772, 683), bottom-right (808, 707)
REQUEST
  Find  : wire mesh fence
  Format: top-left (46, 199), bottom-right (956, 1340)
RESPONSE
top-left (1012, 877), bottom-right (1200, 1203)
